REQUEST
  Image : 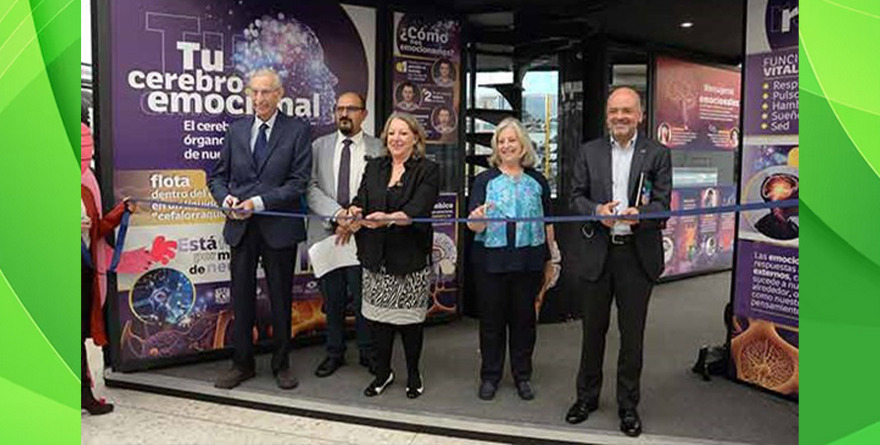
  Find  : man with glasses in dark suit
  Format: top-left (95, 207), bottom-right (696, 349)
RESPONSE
top-left (209, 68), bottom-right (312, 390)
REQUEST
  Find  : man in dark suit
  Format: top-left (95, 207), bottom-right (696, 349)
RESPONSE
top-left (566, 87), bottom-right (672, 437)
top-left (208, 68), bottom-right (312, 390)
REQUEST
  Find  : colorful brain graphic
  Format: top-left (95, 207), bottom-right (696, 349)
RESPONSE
top-left (233, 14), bottom-right (338, 126)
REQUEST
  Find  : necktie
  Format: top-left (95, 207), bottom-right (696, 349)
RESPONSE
top-left (337, 138), bottom-right (353, 206)
top-left (253, 123), bottom-right (269, 167)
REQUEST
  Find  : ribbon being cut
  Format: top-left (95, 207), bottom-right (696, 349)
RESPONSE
top-left (105, 196), bottom-right (797, 271)
top-left (129, 197), bottom-right (798, 225)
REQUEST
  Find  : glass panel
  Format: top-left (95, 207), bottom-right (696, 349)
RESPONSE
top-left (522, 70), bottom-right (559, 196)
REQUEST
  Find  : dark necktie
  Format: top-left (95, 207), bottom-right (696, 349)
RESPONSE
top-left (253, 123), bottom-right (269, 167)
top-left (337, 138), bottom-right (353, 206)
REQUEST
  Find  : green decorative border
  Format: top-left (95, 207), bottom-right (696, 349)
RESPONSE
top-left (0, 0), bottom-right (81, 443)
top-left (801, 1), bottom-right (880, 444)
top-left (0, 0), bottom-right (878, 443)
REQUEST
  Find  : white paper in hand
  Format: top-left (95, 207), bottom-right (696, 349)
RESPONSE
top-left (307, 235), bottom-right (360, 278)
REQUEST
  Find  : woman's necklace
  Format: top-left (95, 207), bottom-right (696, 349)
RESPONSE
top-left (389, 162), bottom-right (406, 187)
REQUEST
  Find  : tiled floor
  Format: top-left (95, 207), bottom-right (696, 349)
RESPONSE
top-left (81, 342), bottom-right (498, 445)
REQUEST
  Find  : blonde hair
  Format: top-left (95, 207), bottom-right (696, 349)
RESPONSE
top-left (489, 117), bottom-right (537, 168)
top-left (379, 112), bottom-right (428, 159)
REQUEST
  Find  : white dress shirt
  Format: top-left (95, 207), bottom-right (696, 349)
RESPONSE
top-left (610, 133), bottom-right (636, 235)
top-left (224, 111), bottom-right (279, 212)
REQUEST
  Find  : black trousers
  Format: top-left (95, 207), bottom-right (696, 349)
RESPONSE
top-left (82, 264), bottom-right (94, 396)
top-left (371, 321), bottom-right (423, 382)
top-left (319, 266), bottom-right (372, 359)
top-left (230, 223), bottom-right (296, 373)
top-left (477, 270), bottom-right (543, 384)
top-left (576, 242), bottom-right (653, 410)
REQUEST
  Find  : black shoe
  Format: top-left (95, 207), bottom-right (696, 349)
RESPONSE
top-left (315, 356), bottom-right (346, 378)
top-left (565, 400), bottom-right (598, 424)
top-left (214, 367), bottom-right (255, 389)
top-left (364, 372), bottom-right (394, 397)
top-left (515, 380), bottom-right (534, 401)
top-left (82, 394), bottom-right (114, 416)
top-left (619, 408), bottom-right (643, 437)
top-left (358, 354), bottom-right (376, 375)
top-left (406, 373), bottom-right (424, 399)
top-left (275, 368), bottom-right (299, 390)
top-left (478, 381), bottom-right (497, 400)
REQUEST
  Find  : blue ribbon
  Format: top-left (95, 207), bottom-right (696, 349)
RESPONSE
top-left (109, 210), bottom-right (131, 272)
top-left (131, 198), bottom-right (798, 224)
top-left (81, 209), bottom-right (131, 273)
top-left (81, 239), bottom-right (93, 269)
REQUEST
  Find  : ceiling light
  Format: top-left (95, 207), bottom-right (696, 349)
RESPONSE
top-left (680, 22), bottom-right (694, 28)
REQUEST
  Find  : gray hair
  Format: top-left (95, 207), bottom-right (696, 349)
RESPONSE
top-left (379, 112), bottom-right (428, 159)
top-left (488, 117), bottom-right (537, 168)
top-left (249, 67), bottom-right (283, 89)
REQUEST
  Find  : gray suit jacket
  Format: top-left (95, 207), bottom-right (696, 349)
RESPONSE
top-left (569, 131), bottom-right (672, 282)
top-left (306, 131), bottom-right (383, 247)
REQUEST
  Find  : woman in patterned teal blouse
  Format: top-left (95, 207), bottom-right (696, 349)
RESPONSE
top-left (467, 117), bottom-right (558, 401)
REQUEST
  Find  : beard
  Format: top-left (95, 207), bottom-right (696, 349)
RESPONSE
top-left (336, 119), bottom-right (355, 136)
top-left (338, 119), bottom-right (355, 136)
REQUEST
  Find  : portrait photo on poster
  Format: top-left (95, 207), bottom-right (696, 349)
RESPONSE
top-left (431, 106), bottom-right (456, 134)
top-left (432, 58), bottom-right (456, 87)
top-left (395, 81), bottom-right (422, 111)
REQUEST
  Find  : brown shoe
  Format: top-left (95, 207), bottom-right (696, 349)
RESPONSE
top-left (214, 367), bottom-right (255, 389)
top-left (275, 368), bottom-right (299, 390)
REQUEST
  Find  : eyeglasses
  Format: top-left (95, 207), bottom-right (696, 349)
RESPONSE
top-left (247, 87), bottom-right (280, 97)
top-left (335, 106), bottom-right (365, 114)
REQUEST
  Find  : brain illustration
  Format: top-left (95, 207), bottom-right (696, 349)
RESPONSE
top-left (432, 232), bottom-right (457, 278)
top-left (233, 13), bottom-right (338, 126)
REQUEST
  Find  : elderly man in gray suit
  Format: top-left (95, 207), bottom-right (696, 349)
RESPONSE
top-left (308, 92), bottom-right (382, 377)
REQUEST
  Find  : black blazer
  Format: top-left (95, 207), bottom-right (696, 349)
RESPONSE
top-left (353, 155), bottom-right (440, 275)
top-left (208, 113), bottom-right (312, 249)
top-left (569, 132), bottom-right (672, 282)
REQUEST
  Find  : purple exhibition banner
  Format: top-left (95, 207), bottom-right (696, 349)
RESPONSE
top-left (738, 144), bottom-right (799, 245)
top-left (107, 0), bottom-right (377, 369)
top-left (743, 0), bottom-right (799, 137)
top-left (652, 56), bottom-right (739, 278)
top-left (730, 0), bottom-right (799, 397)
top-left (428, 194), bottom-right (459, 318)
top-left (104, 0), bottom-right (455, 370)
top-left (661, 186), bottom-right (736, 278)
top-left (392, 13), bottom-right (461, 145)
top-left (733, 241), bottom-right (798, 326)
top-left (110, 0), bottom-right (374, 172)
top-left (653, 56), bottom-right (741, 151)
top-left (743, 49), bottom-right (798, 136)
